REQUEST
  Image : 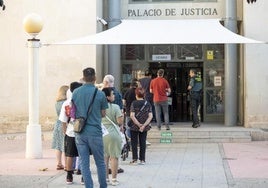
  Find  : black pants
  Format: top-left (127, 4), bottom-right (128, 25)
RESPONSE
top-left (190, 91), bottom-right (201, 125)
top-left (64, 135), bottom-right (78, 157)
top-left (130, 130), bottom-right (147, 161)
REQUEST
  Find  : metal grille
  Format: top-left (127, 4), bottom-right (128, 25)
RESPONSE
top-left (149, 45), bottom-right (174, 60)
top-left (121, 45), bottom-right (145, 60)
top-left (177, 44), bottom-right (203, 60)
top-left (205, 89), bottom-right (224, 114)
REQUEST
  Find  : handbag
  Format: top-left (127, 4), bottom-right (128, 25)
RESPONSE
top-left (101, 123), bottom-right (109, 137)
top-left (105, 115), bottom-right (126, 148)
top-left (127, 101), bottom-right (151, 131)
top-left (73, 88), bottom-right (98, 133)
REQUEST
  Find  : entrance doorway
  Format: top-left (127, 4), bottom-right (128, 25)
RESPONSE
top-left (149, 62), bottom-right (203, 122)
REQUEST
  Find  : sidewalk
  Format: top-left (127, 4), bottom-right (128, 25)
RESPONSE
top-left (1, 133), bottom-right (268, 188)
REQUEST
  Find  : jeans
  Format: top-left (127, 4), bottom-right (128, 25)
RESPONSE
top-left (125, 116), bottom-right (131, 139)
top-left (190, 91), bottom-right (201, 125)
top-left (130, 130), bottom-right (147, 161)
top-left (75, 156), bottom-right (81, 170)
top-left (75, 129), bottom-right (107, 188)
top-left (154, 100), bottom-right (169, 127)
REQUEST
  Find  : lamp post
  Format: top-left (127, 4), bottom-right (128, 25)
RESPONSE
top-left (23, 13), bottom-right (43, 158)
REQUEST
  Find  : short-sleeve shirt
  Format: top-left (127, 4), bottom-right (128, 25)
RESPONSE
top-left (111, 87), bottom-right (123, 110)
top-left (102, 103), bottom-right (122, 126)
top-left (150, 77), bottom-right (170, 102)
top-left (123, 87), bottom-right (136, 116)
top-left (72, 83), bottom-right (108, 136)
top-left (189, 76), bottom-right (202, 92)
top-left (130, 99), bottom-right (152, 124)
top-left (139, 77), bottom-right (153, 103)
top-left (59, 99), bottom-right (76, 137)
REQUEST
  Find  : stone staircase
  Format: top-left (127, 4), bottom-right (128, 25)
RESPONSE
top-left (147, 123), bottom-right (254, 143)
top-left (1, 122), bottom-right (266, 143)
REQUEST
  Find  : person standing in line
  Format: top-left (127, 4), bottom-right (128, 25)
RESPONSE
top-left (103, 74), bottom-right (123, 110)
top-left (72, 67), bottom-right (108, 188)
top-left (150, 69), bottom-right (171, 131)
top-left (51, 85), bottom-right (69, 170)
top-left (129, 87), bottom-right (153, 165)
top-left (139, 70), bottom-right (155, 122)
top-left (102, 87), bottom-right (124, 186)
top-left (187, 69), bottom-right (202, 128)
top-left (59, 82), bottom-right (83, 184)
top-left (102, 74), bottom-right (124, 174)
top-left (123, 81), bottom-right (138, 139)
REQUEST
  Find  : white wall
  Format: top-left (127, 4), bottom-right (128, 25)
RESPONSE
top-left (0, 0), bottom-right (99, 128)
top-left (243, 1), bottom-right (268, 127)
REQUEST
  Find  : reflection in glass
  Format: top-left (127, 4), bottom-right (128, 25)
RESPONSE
top-left (205, 63), bottom-right (224, 87)
top-left (206, 89), bottom-right (224, 114)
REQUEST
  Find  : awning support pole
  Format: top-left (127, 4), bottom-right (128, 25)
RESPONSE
top-left (224, 0), bottom-right (237, 126)
top-left (108, 0), bottom-right (121, 90)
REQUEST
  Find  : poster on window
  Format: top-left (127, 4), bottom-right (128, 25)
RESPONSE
top-left (207, 50), bottom-right (214, 60)
top-left (214, 76), bottom-right (222, 86)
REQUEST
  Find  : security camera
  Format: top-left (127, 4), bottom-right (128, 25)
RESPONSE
top-left (97, 17), bottom-right (108, 26)
top-left (0, 0), bottom-right (5, 10)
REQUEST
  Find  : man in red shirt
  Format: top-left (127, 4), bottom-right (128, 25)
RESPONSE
top-left (150, 69), bottom-right (171, 130)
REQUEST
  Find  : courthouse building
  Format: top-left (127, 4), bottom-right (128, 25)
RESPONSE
top-left (0, 0), bottom-right (267, 132)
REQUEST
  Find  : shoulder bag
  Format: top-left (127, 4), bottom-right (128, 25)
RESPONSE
top-left (127, 101), bottom-right (151, 131)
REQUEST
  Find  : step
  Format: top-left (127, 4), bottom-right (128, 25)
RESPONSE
top-left (0, 123), bottom-right (263, 143)
top-left (147, 124), bottom-right (253, 143)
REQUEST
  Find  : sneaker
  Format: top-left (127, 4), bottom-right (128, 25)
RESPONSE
top-left (66, 174), bottom-right (73, 185)
top-left (146, 140), bottom-right (151, 146)
top-left (76, 169), bottom-right (81, 175)
top-left (111, 179), bottom-right (119, 186)
top-left (117, 168), bottom-right (124, 173)
top-left (139, 160), bottom-right (146, 165)
top-left (106, 178), bottom-right (111, 185)
top-left (166, 126), bottom-right (170, 130)
top-left (192, 124), bottom-right (200, 128)
top-left (81, 177), bottom-right (84, 185)
top-left (130, 160), bottom-right (138, 165)
top-left (157, 126), bottom-right (161, 131)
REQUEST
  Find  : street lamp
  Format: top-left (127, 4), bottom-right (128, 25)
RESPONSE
top-left (23, 13), bottom-right (43, 159)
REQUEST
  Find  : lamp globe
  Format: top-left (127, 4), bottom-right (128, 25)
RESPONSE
top-left (23, 13), bottom-right (43, 36)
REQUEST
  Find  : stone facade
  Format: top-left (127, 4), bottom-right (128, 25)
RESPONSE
top-left (0, 115), bottom-right (55, 134)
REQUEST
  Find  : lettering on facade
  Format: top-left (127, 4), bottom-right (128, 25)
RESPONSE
top-left (128, 8), bottom-right (218, 17)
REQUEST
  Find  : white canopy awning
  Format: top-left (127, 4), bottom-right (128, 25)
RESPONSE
top-left (51, 19), bottom-right (263, 45)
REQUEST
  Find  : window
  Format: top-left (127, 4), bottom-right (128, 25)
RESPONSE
top-left (177, 44), bottom-right (203, 60)
top-left (206, 44), bottom-right (224, 60)
top-left (205, 89), bottom-right (224, 114)
top-left (149, 45), bottom-right (175, 60)
top-left (205, 62), bottom-right (224, 87)
top-left (121, 45), bottom-right (145, 60)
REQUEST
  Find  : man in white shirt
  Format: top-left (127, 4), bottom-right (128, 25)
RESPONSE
top-left (59, 82), bottom-right (82, 184)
